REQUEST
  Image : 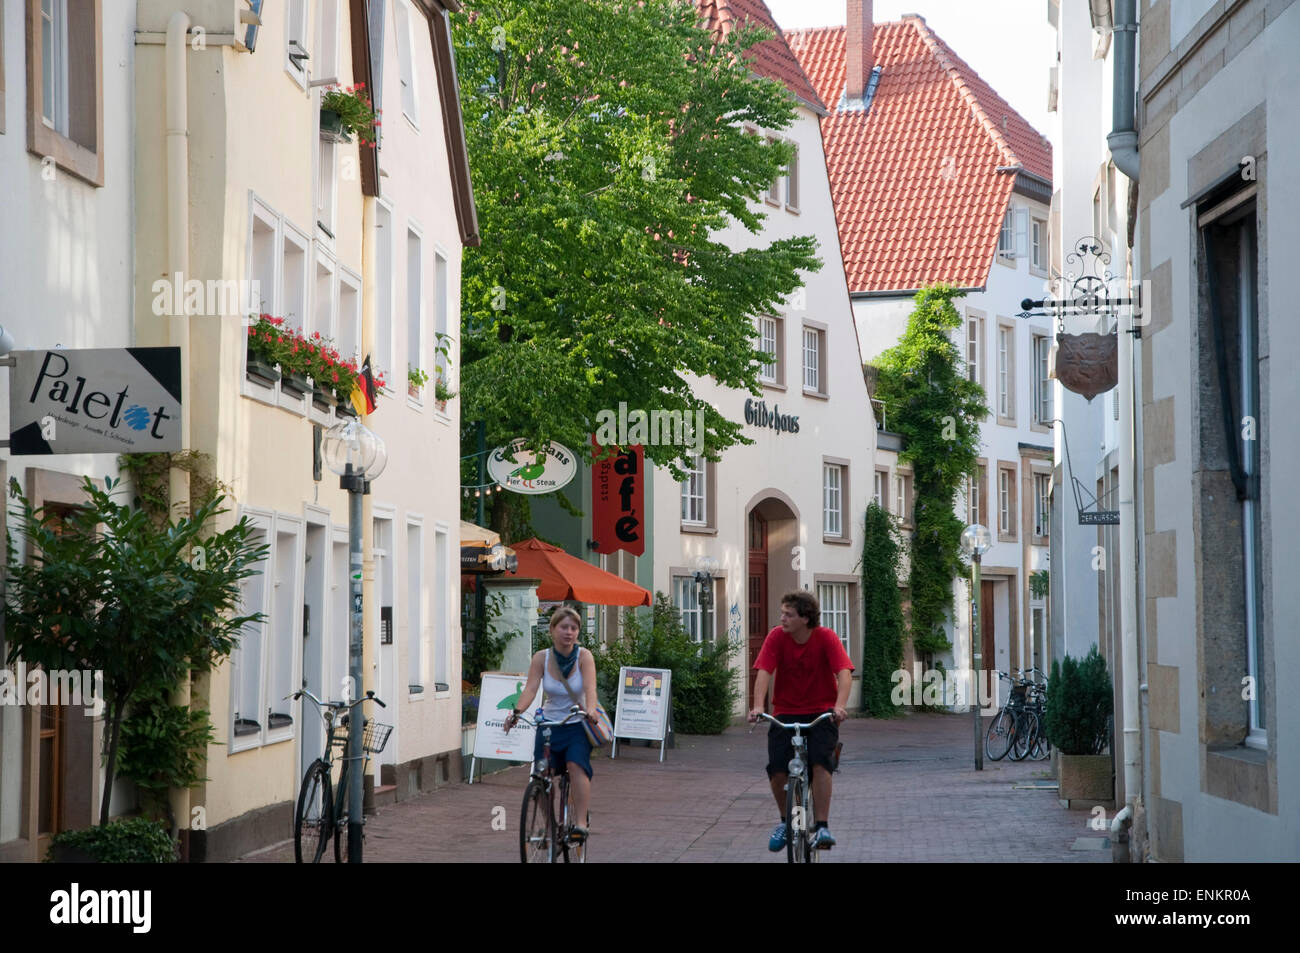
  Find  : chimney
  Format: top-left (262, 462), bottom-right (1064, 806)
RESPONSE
top-left (846, 0), bottom-right (874, 103)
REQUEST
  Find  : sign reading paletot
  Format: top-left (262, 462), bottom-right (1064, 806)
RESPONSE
top-left (8, 348), bottom-right (182, 455)
top-left (487, 438), bottom-right (577, 495)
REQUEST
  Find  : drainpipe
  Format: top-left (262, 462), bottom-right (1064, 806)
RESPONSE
top-left (1106, 0), bottom-right (1139, 181)
top-left (165, 10), bottom-right (193, 857)
top-left (1107, 0), bottom-right (1142, 855)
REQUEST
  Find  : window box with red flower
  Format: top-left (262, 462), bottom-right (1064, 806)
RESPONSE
top-left (320, 84), bottom-right (379, 148)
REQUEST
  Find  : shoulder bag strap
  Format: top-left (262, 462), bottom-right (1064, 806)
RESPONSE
top-left (552, 647), bottom-right (587, 709)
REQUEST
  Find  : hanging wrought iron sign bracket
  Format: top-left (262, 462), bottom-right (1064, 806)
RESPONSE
top-left (1051, 416), bottom-right (1120, 526)
top-left (1017, 236), bottom-right (1142, 335)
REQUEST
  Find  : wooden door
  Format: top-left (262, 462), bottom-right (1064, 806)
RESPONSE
top-left (747, 512), bottom-right (768, 709)
top-left (981, 579), bottom-right (996, 681)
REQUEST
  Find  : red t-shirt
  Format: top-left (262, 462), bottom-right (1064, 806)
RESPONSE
top-left (753, 626), bottom-right (854, 716)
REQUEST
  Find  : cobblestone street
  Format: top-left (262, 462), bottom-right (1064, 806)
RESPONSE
top-left (242, 711), bottom-right (1111, 863)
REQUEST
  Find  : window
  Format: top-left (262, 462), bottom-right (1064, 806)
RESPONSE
top-left (966, 313), bottom-right (983, 385)
top-left (997, 324), bottom-right (1015, 422)
top-left (998, 465), bottom-right (1017, 540)
top-left (817, 583), bottom-right (851, 654)
top-left (1198, 195), bottom-right (1264, 745)
top-left (230, 513), bottom-right (302, 750)
top-left (673, 575), bottom-right (708, 643)
top-left (893, 472), bottom-right (911, 526)
top-left (282, 224), bottom-right (309, 334)
top-left (315, 0), bottom-right (338, 79)
top-left (395, 0), bottom-right (418, 125)
top-left (823, 463), bottom-right (844, 537)
top-left (434, 251), bottom-right (450, 391)
top-left (1033, 472), bottom-right (1051, 539)
top-left (758, 315), bottom-right (780, 383)
top-left (766, 137), bottom-right (782, 204)
top-left (1032, 334), bottom-right (1052, 425)
top-left (313, 253), bottom-right (336, 343)
top-left (249, 204), bottom-right (278, 314)
top-left (873, 470), bottom-right (886, 510)
top-left (26, 0), bottom-right (104, 186)
top-left (407, 226), bottom-right (424, 384)
top-left (317, 136), bottom-right (336, 236)
top-left (1031, 218), bottom-right (1047, 273)
top-left (969, 464), bottom-right (985, 527)
top-left (376, 203), bottom-right (395, 375)
top-left (407, 521), bottom-right (424, 692)
top-left (803, 326), bottom-right (826, 394)
top-left (998, 207), bottom-right (1028, 261)
top-left (338, 269), bottom-right (361, 365)
top-left (785, 143), bottom-right (799, 211)
top-left (680, 455), bottom-right (707, 526)
top-left (1093, 186), bottom-right (1103, 241)
top-left (433, 527), bottom-right (449, 691)
top-left (286, 0), bottom-right (309, 85)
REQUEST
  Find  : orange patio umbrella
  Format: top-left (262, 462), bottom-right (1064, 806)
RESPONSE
top-left (508, 538), bottom-right (652, 606)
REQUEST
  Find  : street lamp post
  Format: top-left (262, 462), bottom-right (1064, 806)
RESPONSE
top-left (694, 554), bottom-right (719, 638)
top-left (961, 524), bottom-right (992, 771)
top-left (322, 419), bottom-right (387, 862)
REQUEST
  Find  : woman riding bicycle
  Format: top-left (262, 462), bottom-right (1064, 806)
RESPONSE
top-left (503, 605), bottom-right (599, 842)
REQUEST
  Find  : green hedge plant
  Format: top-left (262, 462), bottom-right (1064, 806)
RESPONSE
top-left (1045, 645), bottom-right (1113, 755)
top-left (47, 817), bottom-right (177, 863)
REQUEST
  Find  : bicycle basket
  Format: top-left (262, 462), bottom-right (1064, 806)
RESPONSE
top-left (363, 721), bottom-right (393, 754)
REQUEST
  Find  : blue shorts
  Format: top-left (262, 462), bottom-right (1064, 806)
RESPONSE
top-left (533, 721), bottom-right (594, 780)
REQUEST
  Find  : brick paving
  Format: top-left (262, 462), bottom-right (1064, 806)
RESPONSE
top-left (240, 711), bottom-right (1111, 863)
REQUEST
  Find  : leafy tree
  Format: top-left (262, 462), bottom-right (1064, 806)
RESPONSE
top-left (452, 0), bottom-right (821, 519)
top-left (1045, 646), bottom-right (1113, 755)
top-left (4, 477), bottom-right (267, 826)
top-left (873, 285), bottom-right (987, 661)
top-left (859, 502), bottom-right (905, 717)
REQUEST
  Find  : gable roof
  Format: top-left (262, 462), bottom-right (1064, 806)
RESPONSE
top-left (787, 16), bottom-right (1051, 293)
top-left (698, 0), bottom-right (827, 114)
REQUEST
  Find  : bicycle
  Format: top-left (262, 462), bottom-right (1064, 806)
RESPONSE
top-left (985, 671), bottom-right (1026, 762)
top-left (290, 688), bottom-right (390, 864)
top-left (508, 707), bottom-right (591, 864)
top-left (752, 711), bottom-right (836, 864)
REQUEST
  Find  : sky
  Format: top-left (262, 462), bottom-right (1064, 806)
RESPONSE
top-left (764, 0), bottom-right (1059, 144)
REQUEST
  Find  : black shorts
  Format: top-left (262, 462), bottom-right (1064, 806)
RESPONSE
top-left (766, 712), bottom-right (839, 779)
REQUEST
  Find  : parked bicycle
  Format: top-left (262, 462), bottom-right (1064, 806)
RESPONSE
top-left (985, 670), bottom-right (1048, 762)
top-left (510, 706), bottom-right (590, 863)
top-left (752, 711), bottom-right (836, 863)
top-left (290, 688), bottom-right (390, 864)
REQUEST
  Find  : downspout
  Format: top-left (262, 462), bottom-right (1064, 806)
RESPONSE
top-left (1107, 0), bottom-right (1142, 859)
top-left (165, 10), bottom-right (193, 856)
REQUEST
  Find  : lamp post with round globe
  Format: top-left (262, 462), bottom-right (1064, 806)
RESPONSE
top-left (961, 523), bottom-right (992, 770)
top-left (321, 419), bottom-right (387, 861)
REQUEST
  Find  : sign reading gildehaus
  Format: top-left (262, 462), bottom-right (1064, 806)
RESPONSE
top-left (9, 348), bottom-right (182, 454)
top-left (744, 398), bottom-right (799, 434)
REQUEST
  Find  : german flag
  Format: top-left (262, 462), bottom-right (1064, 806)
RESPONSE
top-left (350, 355), bottom-right (379, 416)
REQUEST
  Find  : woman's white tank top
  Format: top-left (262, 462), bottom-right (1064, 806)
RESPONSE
top-left (541, 649), bottom-right (585, 722)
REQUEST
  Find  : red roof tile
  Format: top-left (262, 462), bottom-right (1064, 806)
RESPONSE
top-left (698, 0), bottom-right (826, 113)
top-left (787, 17), bottom-right (1052, 293)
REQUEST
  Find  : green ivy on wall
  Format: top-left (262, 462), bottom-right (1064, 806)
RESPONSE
top-left (859, 502), bottom-right (905, 717)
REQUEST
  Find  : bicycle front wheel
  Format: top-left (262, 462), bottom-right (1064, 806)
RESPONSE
top-left (1031, 715), bottom-right (1051, 760)
top-left (1011, 710), bottom-right (1037, 761)
top-left (294, 760), bottom-right (333, 865)
top-left (785, 776), bottom-right (811, 864)
top-left (520, 778), bottom-right (552, 863)
top-left (333, 765), bottom-right (352, 863)
top-left (985, 709), bottom-right (1014, 761)
top-left (560, 775), bottom-right (587, 864)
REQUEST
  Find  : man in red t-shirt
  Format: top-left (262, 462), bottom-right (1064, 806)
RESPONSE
top-left (748, 589), bottom-right (853, 852)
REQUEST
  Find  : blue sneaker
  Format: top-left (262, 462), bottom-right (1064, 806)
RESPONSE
top-left (768, 822), bottom-right (788, 852)
top-left (812, 826), bottom-right (836, 849)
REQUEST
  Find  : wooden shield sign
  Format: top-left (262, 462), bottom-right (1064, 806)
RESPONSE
top-left (1054, 332), bottom-right (1118, 401)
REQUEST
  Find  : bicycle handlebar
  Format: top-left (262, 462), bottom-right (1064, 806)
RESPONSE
top-left (504, 705), bottom-right (589, 732)
top-left (753, 711), bottom-right (836, 731)
top-left (287, 688), bottom-right (386, 711)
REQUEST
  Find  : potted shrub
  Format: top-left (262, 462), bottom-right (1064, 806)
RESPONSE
top-left (47, 817), bottom-right (177, 863)
top-left (432, 331), bottom-right (456, 411)
top-left (1045, 646), bottom-right (1114, 807)
top-left (408, 365), bottom-right (429, 399)
top-left (320, 84), bottom-right (379, 148)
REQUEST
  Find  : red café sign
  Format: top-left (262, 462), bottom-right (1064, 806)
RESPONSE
top-left (591, 437), bottom-right (645, 556)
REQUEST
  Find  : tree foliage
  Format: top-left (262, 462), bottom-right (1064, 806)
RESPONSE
top-left (873, 286), bottom-right (987, 659)
top-left (452, 0), bottom-right (821, 482)
top-left (4, 477), bottom-right (268, 825)
top-left (1045, 646), bottom-right (1113, 756)
top-left (859, 502), bottom-right (905, 717)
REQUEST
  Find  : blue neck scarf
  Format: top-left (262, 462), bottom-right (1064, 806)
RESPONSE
top-left (552, 646), bottom-right (579, 679)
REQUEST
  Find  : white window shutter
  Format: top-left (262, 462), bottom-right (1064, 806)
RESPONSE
top-left (1015, 208), bottom-right (1030, 259)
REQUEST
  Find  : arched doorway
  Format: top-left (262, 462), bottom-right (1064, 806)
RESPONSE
top-left (745, 492), bottom-right (799, 709)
